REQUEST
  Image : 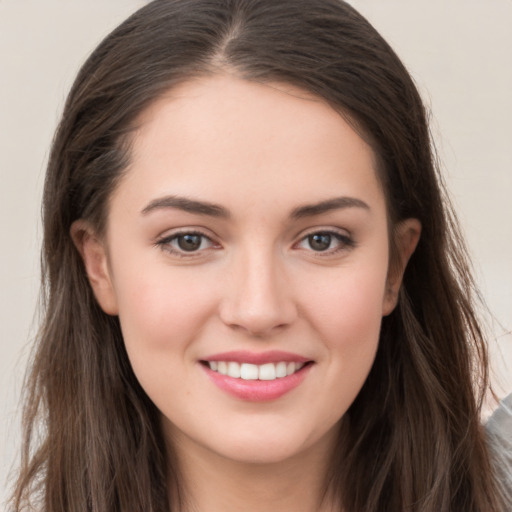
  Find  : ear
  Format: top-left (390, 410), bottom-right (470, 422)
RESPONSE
top-left (382, 218), bottom-right (421, 316)
top-left (70, 220), bottom-right (119, 315)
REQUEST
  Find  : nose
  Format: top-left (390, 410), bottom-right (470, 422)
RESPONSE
top-left (219, 248), bottom-right (297, 337)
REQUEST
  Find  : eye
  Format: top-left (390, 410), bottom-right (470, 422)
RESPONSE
top-left (156, 230), bottom-right (219, 256)
top-left (174, 233), bottom-right (206, 252)
top-left (306, 233), bottom-right (333, 252)
top-left (296, 230), bottom-right (355, 254)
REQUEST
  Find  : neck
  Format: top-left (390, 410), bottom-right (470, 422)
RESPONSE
top-left (165, 426), bottom-right (340, 512)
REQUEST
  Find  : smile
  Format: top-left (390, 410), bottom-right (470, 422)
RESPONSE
top-left (200, 351), bottom-right (313, 401)
top-left (205, 361), bottom-right (306, 381)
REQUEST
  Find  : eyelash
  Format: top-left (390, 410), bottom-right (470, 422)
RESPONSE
top-left (155, 230), bottom-right (219, 258)
top-left (295, 230), bottom-right (356, 255)
top-left (155, 229), bottom-right (355, 258)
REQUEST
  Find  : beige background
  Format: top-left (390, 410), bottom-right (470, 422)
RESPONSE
top-left (1, 0), bottom-right (511, 503)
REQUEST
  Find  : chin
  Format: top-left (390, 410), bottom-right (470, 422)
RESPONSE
top-left (201, 421), bottom-right (336, 467)
top-left (214, 438), bottom-right (308, 465)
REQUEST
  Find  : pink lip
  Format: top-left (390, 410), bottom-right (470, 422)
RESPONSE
top-left (202, 350), bottom-right (310, 365)
top-left (200, 357), bottom-right (313, 402)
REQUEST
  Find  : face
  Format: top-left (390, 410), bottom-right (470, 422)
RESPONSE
top-left (76, 75), bottom-right (419, 467)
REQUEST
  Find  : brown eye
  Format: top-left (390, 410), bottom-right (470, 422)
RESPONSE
top-left (177, 234), bottom-right (203, 251)
top-left (307, 233), bottom-right (332, 251)
top-left (295, 230), bottom-right (355, 255)
top-left (157, 231), bottom-right (217, 256)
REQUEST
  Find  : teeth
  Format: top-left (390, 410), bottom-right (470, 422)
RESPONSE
top-left (227, 362), bottom-right (241, 378)
top-left (217, 361), bottom-right (228, 375)
top-left (207, 361), bottom-right (307, 380)
top-left (240, 363), bottom-right (258, 380)
top-left (276, 362), bottom-right (287, 378)
top-left (259, 363), bottom-right (276, 380)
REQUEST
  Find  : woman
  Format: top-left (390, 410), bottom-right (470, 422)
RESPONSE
top-left (10, 0), bottom-right (509, 510)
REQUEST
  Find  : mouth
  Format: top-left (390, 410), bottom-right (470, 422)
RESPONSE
top-left (199, 351), bottom-right (314, 401)
top-left (200, 360), bottom-right (310, 381)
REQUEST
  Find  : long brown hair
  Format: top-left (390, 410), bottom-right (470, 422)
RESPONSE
top-left (11, 1), bottom-right (504, 510)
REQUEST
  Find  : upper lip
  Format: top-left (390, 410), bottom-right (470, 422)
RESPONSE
top-left (202, 350), bottom-right (311, 365)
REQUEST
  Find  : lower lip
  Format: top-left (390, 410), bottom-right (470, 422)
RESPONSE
top-left (201, 363), bottom-right (312, 402)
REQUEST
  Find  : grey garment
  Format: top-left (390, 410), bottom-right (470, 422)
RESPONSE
top-left (486, 393), bottom-right (512, 510)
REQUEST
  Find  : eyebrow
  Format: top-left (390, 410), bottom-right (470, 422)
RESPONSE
top-left (290, 196), bottom-right (370, 219)
top-left (141, 194), bottom-right (369, 219)
top-left (141, 195), bottom-right (230, 218)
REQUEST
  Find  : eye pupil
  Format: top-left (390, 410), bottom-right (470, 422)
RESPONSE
top-left (177, 234), bottom-right (202, 251)
top-left (308, 233), bottom-right (331, 251)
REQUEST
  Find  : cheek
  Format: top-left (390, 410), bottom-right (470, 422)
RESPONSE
top-left (297, 260), bottom-right (387, 397)
top-left (301, 267), bottom-right (386, 416)
top-left (112, 264), bottom-right (218, 365)
top-left (112, 269), bottom-right (222, 418)
top-left (303, 265), bottom-right (386, 341)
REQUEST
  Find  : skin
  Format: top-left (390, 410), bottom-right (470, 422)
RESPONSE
top-left (73, 75), bottom-right (420, 512)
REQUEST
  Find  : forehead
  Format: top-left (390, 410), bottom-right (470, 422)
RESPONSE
top-left (114, 74), bottom-right (386, 220)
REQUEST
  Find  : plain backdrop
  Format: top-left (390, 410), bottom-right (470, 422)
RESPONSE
top-left (1, 0), bottom-right (511, 504)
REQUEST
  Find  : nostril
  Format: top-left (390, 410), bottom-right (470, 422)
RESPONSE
top-left (219, 303), bottom-right (297, 337)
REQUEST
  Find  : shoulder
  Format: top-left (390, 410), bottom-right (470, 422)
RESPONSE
top-left (487, 394), bottom-right (512, 444)
top-left (485, 393), bottom-right (512, 508)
